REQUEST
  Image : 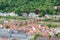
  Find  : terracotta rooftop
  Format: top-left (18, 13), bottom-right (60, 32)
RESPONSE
top-left (2, 21), bottom-right (60, 37)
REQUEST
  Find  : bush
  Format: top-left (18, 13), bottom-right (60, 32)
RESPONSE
top-left (48, 34), bottom-right (51, 38)
top-left (56, 33), bottom-right (60, 38)
top-left (46, 24), bottom-right (51, 28)
top-left (34, 33), bottom-right (42, 40)
top-left (46, 24), bottom-right (57, 28)
top-left (44, 18), bottom-right (49, 21)
top-left (6, 26), bottom-right (10, 29)
top-left (43, 18), bottom-right (52, 21)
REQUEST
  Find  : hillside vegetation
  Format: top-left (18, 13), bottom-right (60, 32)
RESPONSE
top-left (0, 0), bottom-right (60, 15)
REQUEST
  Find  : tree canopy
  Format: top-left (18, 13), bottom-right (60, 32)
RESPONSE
top-left (0, 0), bottom-right (60, 15)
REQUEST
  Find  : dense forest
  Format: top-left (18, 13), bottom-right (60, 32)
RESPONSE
top-left (0, 0), bottom-right (60, 15)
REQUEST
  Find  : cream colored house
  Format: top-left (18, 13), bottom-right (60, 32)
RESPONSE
top-left (0, 12), bottom-right (18, 16)
top-left (9, 12), bottom-right (18, 16)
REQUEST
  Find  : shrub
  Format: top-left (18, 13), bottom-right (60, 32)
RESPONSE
top-left (48, 34), bottom-right (51, 38)
top-left (34, 33), bottom-right (42, 40)
top-left (46, 24), bottom-right (57, 28)
top-left (56, 33), bottom-right (60, 38)
top-left (6, 26), bottom-right (10, 29)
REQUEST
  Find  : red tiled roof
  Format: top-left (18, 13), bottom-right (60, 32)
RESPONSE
top-left (3, 21), bottom-right (58, 37)
top-left (2, 22), bottom-right (20, 30)
top-left (28, 30), bottom-right (35, 36)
